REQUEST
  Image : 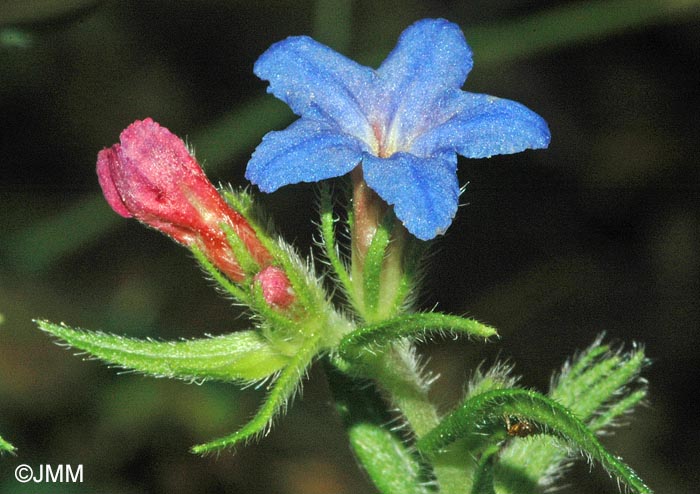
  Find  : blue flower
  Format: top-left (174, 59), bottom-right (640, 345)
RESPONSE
top-left (246, 18), bottom-right (550, 240)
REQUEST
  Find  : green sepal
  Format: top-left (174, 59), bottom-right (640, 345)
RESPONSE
top-left (191, 244), bottom-right (251, 303)
top-left (36, 320), bottom-right (289, 382)
top-left (190, 334), bottom-right (321, 454)
top-left (220, 188), bottom-right (258, 225)
top-left (417, 388), bottom-right (652, 494)
top-left (339, 312), bottom-right (497, 360)
top-left (221, 222), bottom-right (260, 276)
top-left (349, 423), bottom-right (431, 494)
top-left (388, 235), bottom-right (426, 315)
top-left (0, 434), bottom-right (16, 455)
top-left (361, 211), bottom-right (394, 319)
top-left (250, 281), bottom-right (296, 333)
top-left (224, 188), bottom-right (322, 312)
top-left (588, 389), bottom-right (646, 431)
top-left (318, 183), bottom-right (354, 300)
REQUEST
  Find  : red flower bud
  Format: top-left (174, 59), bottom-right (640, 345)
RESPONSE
top-left (97, 118), bottom-right (272, 281)
top-left (254, 266), bottom-right (295, 309)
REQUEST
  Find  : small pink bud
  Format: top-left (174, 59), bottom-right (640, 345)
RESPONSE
top-left (254, 266), bottom-right (295, 309)
top-left (97, 118), bottom-right (272, 281)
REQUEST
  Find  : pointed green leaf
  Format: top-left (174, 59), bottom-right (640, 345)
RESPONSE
top-left (37, 320), bottom-right (289, 382)
top-left (417, 389), bottom-right (652, 494)
top-left (587, 389), bottom-right (646, 432)
top-left (0, 434), bottom-right (15, 454)
top-left (339, 312), bottom-right (497, 359)
top-left (190, 334), bottom-right (320, 453)
top-left (499, 341), bottom-right (648, 492)
top-left (551, 340), bottom-right (647, 427)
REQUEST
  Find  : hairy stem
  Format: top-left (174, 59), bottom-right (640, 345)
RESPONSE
top-left (363, 342), bottom-right (471, 493)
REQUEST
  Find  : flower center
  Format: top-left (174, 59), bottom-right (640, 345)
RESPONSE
top-left (371, 121), bottom-right (397, 158)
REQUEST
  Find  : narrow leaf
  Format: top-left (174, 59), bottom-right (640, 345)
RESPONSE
top-left (551, 341), bottom-right (647, 424)
top-left (37, 320), bottom-right (289, 382)
top-left (588, 389), bottom-right (646, 432)
top-left (388, 234), bottom-right (426, 315)
top-left (190, 335), bottom-right (320, 453)
top-left (0, 434), bottom-right (15, 454)
top-left (349, 423), bottom-right (431, 494)
top-left (501, 341), bottom-right (648, 491)
top-left (339, 312), bottom-right (497, 359)
top-left (417, 389), bottom-right (652, 494)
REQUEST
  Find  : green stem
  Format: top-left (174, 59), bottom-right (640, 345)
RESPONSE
top-left (363, 342), bottom-right (471, 493)
top-left (325, 361), bottom-right (433, 494)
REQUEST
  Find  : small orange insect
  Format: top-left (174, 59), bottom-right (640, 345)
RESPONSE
top-left (504, 415), bottom-right (536, 438)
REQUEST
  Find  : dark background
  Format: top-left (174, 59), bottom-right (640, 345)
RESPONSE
top-left (1, 1), bottom-right (698, 493)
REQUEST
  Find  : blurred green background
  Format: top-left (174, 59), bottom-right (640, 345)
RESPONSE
top-left (1, 0), bottom-right (698, 492)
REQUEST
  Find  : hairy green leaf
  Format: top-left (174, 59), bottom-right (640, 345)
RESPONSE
top-left (417, 389), bottom-right (652, 494)
top-left (37, 320), bottom-right (289, 382)
top-left (498, 341), bottom-right (648, 491)
top-left (190, 335), bottom-right (320, 453)
top-left (0, 434), bottom-right (15, 454)
top-left (339, 312), bottom-right (497, 359)
top-left (551, 340), bottom-right (647, 426)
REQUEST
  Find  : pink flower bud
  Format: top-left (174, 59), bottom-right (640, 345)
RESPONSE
top-left (97, 118), bottom-right (272, 281)
top-left (254, 266), bottom-right (295, 309)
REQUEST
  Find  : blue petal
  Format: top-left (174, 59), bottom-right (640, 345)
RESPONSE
top-left (362, 152), bottom-right (459, 241)
top-left (376, 19), bottom-right (473, 152)
top-left (254, 36), bottom-right (376, 144)
top-left (246, 119), bottom-right (366, 192)
top-left (410, 90), bottom-right (551, 158)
